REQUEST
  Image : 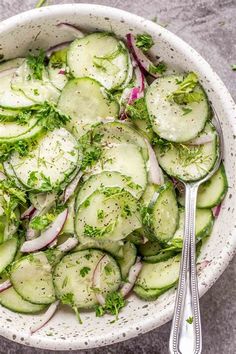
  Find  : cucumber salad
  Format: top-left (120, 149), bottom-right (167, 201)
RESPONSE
top-left (0, 25), bottom-right (228, 333)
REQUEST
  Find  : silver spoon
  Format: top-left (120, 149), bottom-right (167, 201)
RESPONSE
top-left (169, 107), bottom-right (223, 354)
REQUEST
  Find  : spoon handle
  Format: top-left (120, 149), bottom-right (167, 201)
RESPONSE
top-left (169, 183), bottom-right (202, 354)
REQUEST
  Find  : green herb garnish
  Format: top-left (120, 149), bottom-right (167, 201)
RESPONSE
top-left (35, 102), bottom-right (70, 131)
top-left (231, 64), bottom-right (236, 71)
top-left (168, 72), bottom-right (204, 104)
top-left (95, 291), bottom-right (125, 321)
top-left (30, 213), bottom-right (55, 231)
top-left (27, 49), bottom-right (46, 80)
top-left (149, 62), bottom-right (167, 75)
top-left (126, 97), bottom-right (150, 122)
top-left (61, 293), bottom-right (82, 324)
top-left (80, 266), bottom-right (91, 277)
top-left (181, 107), bottom-right (193, 115)
top-left (136, 34), bottom-right (154, 52)
top-left (186, 316), bottom-right (193, 324)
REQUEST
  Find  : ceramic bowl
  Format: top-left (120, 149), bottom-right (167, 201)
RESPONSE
top-left (0, 4), bottom-right (235, 350)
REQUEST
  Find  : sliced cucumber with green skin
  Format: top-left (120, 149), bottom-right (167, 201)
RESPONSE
top-left (138, 241), bottom-right (161, 257)
top-left (12, 60), bottom-right (60, 104)
top-left (0, 73), bottom-right (35, 109)
top-left (75, 188), bottom-right (142, 242)
top-left (146, 74), bottom-right (209, 142)
top-left (133, 284), bottom-right (171, 301)
top-left (58, 77), bottom-right (119, 139)
top-left (48, 48), bottom-right (68, 90)
top-left (143, 250), bottom-right (178, 264)
top-left (178, 164), bottom-right (228, 208)
top-left (117, 241), bottom-right (137, 280)
top-left (142, 182), bottom-right (178, 243)
top-left (76, 171), bottom-right (143, 210)
top-left (73, 240), bottom-right (124, 259)
top-left (126, 229), bottom-right (145, 245)
top-left (11, 252), bottom-right (56, 305)
top-left (53, 250), bottom-right (121, 309)
top-left (0, 107), bottom-right (21, 121)
top-left (0, 121), bottom-right (43, 144)
top-left (85, 143), bottom-right (147, 192)
top-left (67, 33), bottom-right (129, 90)
top-left (133, 119), bottom-right (154, 142)
top-left (170, 207), bottom-right (214, 245)
top-left (0, 237), bottom-right (18, 273)
top-left (135, 254), bottom-right (181, 290)
top-left (92, 121), bottom-right (148, 161)
top-left (155, 123), bottom-right (218, 182)
top-left (0, 286), bottom-right (46, 314)
top-left (0, 117), bottom-right (39, 142)
top-left (0, 58), bottom-right (25, 72)
top-left (11, 128), bottom-right (80, 192)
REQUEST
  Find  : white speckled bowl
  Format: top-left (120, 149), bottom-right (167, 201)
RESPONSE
top-left (0, 4), bottom-right (235, 350)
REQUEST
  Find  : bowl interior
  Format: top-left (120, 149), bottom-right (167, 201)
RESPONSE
top-left (0, 4), bottom-right (235, 350)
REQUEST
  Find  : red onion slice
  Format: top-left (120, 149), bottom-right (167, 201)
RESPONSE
top-left (21, 209), bottom-right (68, 253)
top-left (46, 41), bottom-right (71, 58)
top-left (120, 258), bottom-right (143, 297)
top-left (0, 280), bottom-right (12, 293)
top-left (63, 171), bottom-right (83, 203)
top-left (21, 205), bottom-right (36, 220)
top-left (58, 237), bottom-right (78, 252)
top-left (145, 139), bottom-right (164, 185)
top-left (126, 33), bottom-right (161, 78)
top-left (58, 69), bottom-right (66, 75)
top-left (212, 204), bottom-right (221, 218)
top-left (92, 255), bottom-right (111, 306)
top-left (187, 133), bottom-right (214, 145)
top-left (128, 87), bottom-right (140, 105)
top-left (57, 23), bottom-right (85, 38)
top-left (30, 300), bottom-right (60, 335)
top-left (134, 65), bottom-right (145, 95)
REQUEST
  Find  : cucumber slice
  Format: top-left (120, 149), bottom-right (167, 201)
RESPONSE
top-left (126, 229), bottom-right (146, 245)
top-left (92, 121), bottom-right (148, 161)
top-left (0, 237), bottom-right (18, 273)
top-left (0, 107), bottom-right (21, 121)
top-left (53, 250), bottom-right (121, 309)
top-left (75, 188), bottom-right (142, 242)
top-left (135, 254), bottom-right (180, 290)
top-left (146, 74), bottom-right (209, 142)
top-left (0, 286), bottom-right (46, 313)
top-left (142, 182), bottom-right (178, 243)
top-left (85, 143), bottom-right (147, 192)
top-left (0, 117), bottom-right (38, 142)
top-left (143, 250), bottom-right (178, 264)
top-left (197, 164), bottom-right (227, 208)
top-left (171, 207), bottom-right (214, 245)
top-left (48, 48), bottom-right (68, 90)
top-left (11, 252), bottom-right (56, 305)
top-left (133, 284), bottom-right (169, 301)
top-left (73, 240), bottom-right (124, 259)
top-left (117, 242), bottom-right (137, 280)
top-left (67, 33), bottom-right (129, 90)
top-left (76, 172), bottom-right (143, 210)
top-left (155, 123), bottom-right (218, 182)
top-left (11, 128), bottom-right (79, 191)
top-left (0, 73), bottom-right (35, 109)
top-left (138, 241), bottom-right (161, 257)
top-left (58, 77), bottom-right (119, 138)
top-left (0, 205), bottom-right (20, 244)
top-left (11, 60), bottom-right (60, 103)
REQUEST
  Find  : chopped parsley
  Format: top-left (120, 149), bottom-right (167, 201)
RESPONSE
top-left (80, 146), bottom-right (102, 171)
top-left (27, 171), bottom-right (38, 188)
top-left (0, 139), bottom-right (30, 162)
top-left (50, 49), bottom-right (67, 69)
top-left (104, 264), bottom-right (113, 276)
top-left (135, 34), bottom-right (154, 52)
top-left (30, 213), bottom-right (55, 231)
top-left (181, 107), bottom-right (192, 115)
top-left (27, 49), bottom-right (46, 80)
top-left (126, 97), bottom-right (150, 122)
top-left (80, 266), bottom-right (91, 277)
top-left (95, 291), bottom-right (125, 321)
top-left (168, 72), bottom-right (204, 104)
top-left (0, 179), bottom-right (26, 222)
top-left (149, 62), bottom-right (167, 75)
top-left (84, 224), bottom-right (111, 238)
top-left (61, 293), bottom-right (82, 324)
top-left (97, 209), bottom-right (105, 220)
top-left (35, 102), bottom-right (71, 131)
top-left (122, 204), bottom-right (132, 217)
top-left (186, 316), bottom-right (193, 324)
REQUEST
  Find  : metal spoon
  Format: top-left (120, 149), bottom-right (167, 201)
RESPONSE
top-left (169, 108), bottom-right (223, 354)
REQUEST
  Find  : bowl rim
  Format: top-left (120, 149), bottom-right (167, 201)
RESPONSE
top-left (0, 3), bottom-right (235, 350)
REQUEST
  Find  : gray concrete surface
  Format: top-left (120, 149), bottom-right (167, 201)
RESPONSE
top-left (0, 0), bottom-right (235, 353)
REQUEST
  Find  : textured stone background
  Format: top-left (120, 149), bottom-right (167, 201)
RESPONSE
top-left (0, 0), bottom-right (235, 353)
